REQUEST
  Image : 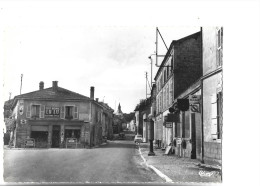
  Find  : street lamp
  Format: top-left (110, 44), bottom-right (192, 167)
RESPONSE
top-left (144, 117), bottom-right (155, 156)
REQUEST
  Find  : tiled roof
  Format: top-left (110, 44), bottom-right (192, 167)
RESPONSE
top-left (14, 87), bottom-right (90, 101)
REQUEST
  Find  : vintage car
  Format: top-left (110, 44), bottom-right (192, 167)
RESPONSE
top-left (134, 134), bottom-right (143, 144)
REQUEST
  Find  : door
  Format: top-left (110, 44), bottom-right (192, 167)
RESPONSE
top-left (191, 113), bottom-right (196, 159)
top-left (52, 125), bottom-right (60, 148)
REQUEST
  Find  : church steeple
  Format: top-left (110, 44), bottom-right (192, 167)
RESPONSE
top-left (115, 103), bottom-right (123, 115)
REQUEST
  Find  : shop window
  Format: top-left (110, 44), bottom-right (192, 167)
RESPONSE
top-left (65, 129), bottom-right (81, 141)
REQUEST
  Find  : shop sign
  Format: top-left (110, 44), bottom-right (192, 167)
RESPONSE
top-left (165, 122), bottom-right (173, 128)
top-left (45, 107), bottom-right (60, 117)
top-left (189, 95), bottom-right (201, 104)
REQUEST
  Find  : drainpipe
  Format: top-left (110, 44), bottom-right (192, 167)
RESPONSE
top-left (200, 27), bottom-right (205, 164)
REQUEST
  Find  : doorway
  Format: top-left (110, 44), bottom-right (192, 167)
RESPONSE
top-left (52, 125), bottom-right (60, 148)
top-left (191, 113), bottom-right (196, 159)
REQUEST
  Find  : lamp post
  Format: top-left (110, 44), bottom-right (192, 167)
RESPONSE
top-left (145, 117), bottom-right (155, 156)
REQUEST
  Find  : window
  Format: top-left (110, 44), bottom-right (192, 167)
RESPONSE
top-left (65, 106), bottom-right (73, 119)
top-left (31, 105), bottom-right (40, 118)
top-left (217, 92), bottom-right (223, 139)
top-left (217, 27), bottom-right (223, 67)
top-left (166, 85), bottom-right (169, 108)
top-left (211, 92), bottom-right (223, 140)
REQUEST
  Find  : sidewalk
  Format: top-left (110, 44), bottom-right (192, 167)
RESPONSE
top-left (138, 143), bottom-right (222, 183)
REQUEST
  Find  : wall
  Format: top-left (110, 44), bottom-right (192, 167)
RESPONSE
top-left (202, 27), bottom-right (218, 75)
top-left (203, 73), bottom-right (222, 164)
top-left (202, 27), bottom-right (223, 165)
top-left (174, 32), bottom-right (202, 99)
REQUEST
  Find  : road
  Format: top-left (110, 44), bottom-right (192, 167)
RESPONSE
top-left (3, 140), bottom-right (163, 183)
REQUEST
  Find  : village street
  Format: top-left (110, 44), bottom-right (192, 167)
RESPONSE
top-left (3, 140), bottom-right (163, 183)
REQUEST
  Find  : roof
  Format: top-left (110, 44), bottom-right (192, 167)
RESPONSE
top-left (11, 86), bottom-right (91, 108)
top-left (154, 31), bottom-right (201, 80)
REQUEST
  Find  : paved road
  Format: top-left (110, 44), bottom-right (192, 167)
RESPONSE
top-left (4, 140), bottom-right (163, 183)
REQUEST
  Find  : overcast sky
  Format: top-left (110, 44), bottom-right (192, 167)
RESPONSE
top-left (0, 1), bottom-right (200, 113)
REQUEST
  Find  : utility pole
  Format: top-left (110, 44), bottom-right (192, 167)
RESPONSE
top-left (149, 56), bottom-right (153, 86)
top-left (20, 74), bottom-right (23, 95)
top-left (9, 92), bottom-right (11, 100)
top-left (145, 72), bottom-right (148, 99)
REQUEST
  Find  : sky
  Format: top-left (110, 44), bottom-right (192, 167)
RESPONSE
top-left (0, 1), bottom-right (200, 113)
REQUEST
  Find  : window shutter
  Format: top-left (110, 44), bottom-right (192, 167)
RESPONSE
top-left (74, 106), bottom-right (78, 119)
top-left (61, 106), bottom-right (65, 119)
top-left (26, 105), bottom-right (31, 118)
top-left (40, 105), bottom-right (45, 118)
top-left (211, 94), bottom-right (218, 139)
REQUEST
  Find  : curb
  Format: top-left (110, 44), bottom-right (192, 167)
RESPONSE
top-left (197, 163), bottom-right (222, 170)
top-left (138, 146), bottom-right (174, 183)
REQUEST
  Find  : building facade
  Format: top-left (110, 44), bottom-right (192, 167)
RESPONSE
top-left (154, 31), bottom-right (202, 150)
top-left (201, 27), bottom-right (223, 165)
top-left (8, 81), bottom-right (114, 148)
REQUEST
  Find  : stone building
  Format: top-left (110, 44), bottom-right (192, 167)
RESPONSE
top-left (7, 81), bottom-right (114, 148)
top-left (154, 31), bottom-right (202, 151)
top-left (201, 27), bottom-right (223, 165)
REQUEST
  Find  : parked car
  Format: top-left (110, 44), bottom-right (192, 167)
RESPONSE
top-left (118, 133), bottom-right (125, 140)
top-left (134, 134), bottom-right (143, 144)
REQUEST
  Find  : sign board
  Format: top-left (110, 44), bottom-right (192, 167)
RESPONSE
top-left (45, 107), bottom-right (60, 118)
top-left (165, 122), bottom-right (173, 128)
top-left (189, 95), bottom-right (201, 104)
top-left (189, 95), bottom-right (201, 113)
top-left (165, 146), bottom-right (172, 155)
top-left (66, 138), bottom-right (78, 148)
top-left (176, 138), bottom-right (182, 145)
top-left (24, 138), bottom-right (35, 147)
top-left (20, 119), bottom-right (27, 125)
top-left (190, 103), bottom-right (200, 113)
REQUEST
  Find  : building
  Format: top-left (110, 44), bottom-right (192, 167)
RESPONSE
top-left (134, 98), bottom-right (152, 142)
top-left (201, 27), bottom-right (223, 165)
top-left (154, 31), bottom-right (202, 150)
top-left (6, 81), bottom-right (114, 148)
top-left (113, 103), bottom-right (126, 134)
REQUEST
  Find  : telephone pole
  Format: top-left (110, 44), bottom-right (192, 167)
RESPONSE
top-left (20, 74), bottom-right (23, 95)
top-left (145, 72), bottom-right (148, 99)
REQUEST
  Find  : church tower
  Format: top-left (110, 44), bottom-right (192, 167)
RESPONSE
top-left (115, 103), bottom-right (123, 116)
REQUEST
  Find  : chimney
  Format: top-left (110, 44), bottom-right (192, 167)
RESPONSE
top-left (39, 81), bottom-right (44, 90)
top-left (90, 86), bottom-right (94, 99)
top-left (96, 98), bottom-right (99, 102)
top-left (52, 81), bottom-right (58, 92)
